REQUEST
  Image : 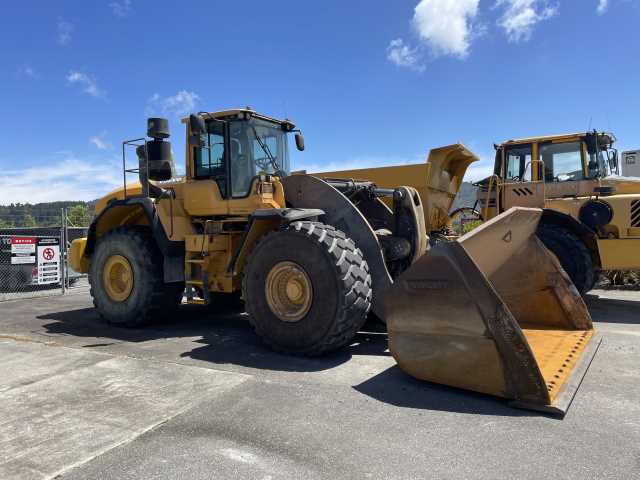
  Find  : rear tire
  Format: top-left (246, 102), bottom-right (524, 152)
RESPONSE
top-left (89, 227), bottom-right (184, 327)
top-left (537, 224), bottom-right (595, 295)
top-left (243, 221), bottom-right (372, 356)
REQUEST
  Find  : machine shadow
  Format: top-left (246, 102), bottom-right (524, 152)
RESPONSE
top-left (354, 366), bottom-right (542, 418)
top-left (38, 305), bottom-right (390, 373)
top-left (38, 306), bottom-right (546, 416)
top-left (585, 294), bottom-right (640, 324)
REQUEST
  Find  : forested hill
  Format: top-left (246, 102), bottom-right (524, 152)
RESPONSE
top-left (0, 201), bottom-right (96, 228)
top-left (451, 182), bottom-right (479, 210)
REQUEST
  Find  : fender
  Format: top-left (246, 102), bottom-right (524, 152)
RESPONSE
top-left (539, 208), bottom-right (601, 267)
top-left (282, 174), bottom-right (394, 318)
top-left (84, 197), bottom-right (185, 283)
top-left (227, 208), bottom-right (325, 275)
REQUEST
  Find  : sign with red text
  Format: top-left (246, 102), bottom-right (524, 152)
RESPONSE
top-left (10, 236), bottom-right (37, 264)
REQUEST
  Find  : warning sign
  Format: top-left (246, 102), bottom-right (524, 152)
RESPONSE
top-left (37, 238), bottom-right (60, 285)
top-left (11, 236), bottom-right (37, 265)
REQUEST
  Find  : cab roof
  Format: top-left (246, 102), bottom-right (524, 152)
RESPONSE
top-left (181, 108), bottom-right (295, 130)
top-left (499, 131), bottom-right (614, 147)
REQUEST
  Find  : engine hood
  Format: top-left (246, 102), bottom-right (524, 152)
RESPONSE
top-left (601, 176), bottom-right (640, 195)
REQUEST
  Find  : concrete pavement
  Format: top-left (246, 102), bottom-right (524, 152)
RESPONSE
top-left (0, 288), bottom-right (638, 479)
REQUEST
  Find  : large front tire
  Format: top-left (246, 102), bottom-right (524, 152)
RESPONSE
top-left (537, 224), bottom-right (595, 295)
top-left (89, 227), bottom-right (184, 327)
top-left (243, 221), bottom-right (372, 356)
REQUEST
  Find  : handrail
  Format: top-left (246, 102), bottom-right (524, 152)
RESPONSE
top-left (535, 159), bottom-right (546, 200)
top-left (122, 138), bottom-right (148, 199)
top-left (482, 174), bottom-right (501, 220)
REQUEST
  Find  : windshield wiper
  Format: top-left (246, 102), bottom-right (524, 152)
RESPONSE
top-left (251, 126), bottom-right (279, 171)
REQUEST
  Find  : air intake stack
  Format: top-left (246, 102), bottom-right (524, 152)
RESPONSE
top-left (136, 118), bottom-right (176, 192)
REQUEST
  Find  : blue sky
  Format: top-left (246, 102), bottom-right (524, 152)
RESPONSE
top-left (0, 0), bottom-right (639, 203)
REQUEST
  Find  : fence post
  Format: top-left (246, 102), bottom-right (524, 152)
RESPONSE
top-left (61, 208), bottom-right (66, 295)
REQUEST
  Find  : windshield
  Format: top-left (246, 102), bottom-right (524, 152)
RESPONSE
top-left (540, 142), bottom-right (585, 182)
top-left (229, 118), bottom-right (291, 197)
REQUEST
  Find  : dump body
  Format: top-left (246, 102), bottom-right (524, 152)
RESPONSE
top-left (384, 208), bottom-right (600, 414)
top-left (314, 144), bottom-right (478, 232)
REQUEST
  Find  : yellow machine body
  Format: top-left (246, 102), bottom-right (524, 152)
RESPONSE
top-left (480, 132), bottom-right (640, 272)
top-left (70, 109), bottom-right (289, 297)
top-left (70, 112), bottom-right (598, 415)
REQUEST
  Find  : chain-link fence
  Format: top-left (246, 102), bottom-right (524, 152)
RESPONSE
top-left (0, 230), bottom-right (64, 301)
top-left (0, 210), bottom-right (89, 302)
top-left (62, 212), bottom-right (90, 293)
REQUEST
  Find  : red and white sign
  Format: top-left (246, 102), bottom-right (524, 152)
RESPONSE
top-left (37, 238), bottom-right (60, 285)
top-left (11, 236), bottom-right (36, 264)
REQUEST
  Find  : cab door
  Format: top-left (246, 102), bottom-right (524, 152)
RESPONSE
top-left (500, 143), bottom-right (546, 211)
top-left (183, 121), bottom-right (230, 216)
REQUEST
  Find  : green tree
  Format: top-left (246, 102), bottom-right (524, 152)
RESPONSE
top-left (22, 214), bottom-right (36, 227)
top-left (67, 204), bottom-right (92, 227)
top-left (0, 218), bottom-right (13, 229)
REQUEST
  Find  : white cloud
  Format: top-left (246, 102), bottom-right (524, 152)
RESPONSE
top-left (0, 155), bottom-right (122, 204)
top-left (496, 0), bottom-right (558, 43)
top-left (597, 0), bottom-right (609, 15)
top-left (146, 90), bottom-right (200, 117)
top-left (57, 18), bottom-right (74, 46)
top-left (463, 161), bottom-right (495, 182)
top-left (412, 0), bottom-right (481, 58)
top-left (386, 39), bottom-right (425, 72)
top-left (109, 0), bottom-right (133, 17)
top-left (67, 71), bottom-right (106, 99)
top-left (89, 131), bottom-right (112, 150)
top-left (17, 65), bottom-right (38, 79)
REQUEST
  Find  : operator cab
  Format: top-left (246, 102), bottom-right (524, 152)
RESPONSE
top-left (493, 131), bottom-right (618, 184)
top-left (188, 108), bottom-right (304, 199)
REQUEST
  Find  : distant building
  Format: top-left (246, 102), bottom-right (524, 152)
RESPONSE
top-left (621, 150), bottom-right (640, 177)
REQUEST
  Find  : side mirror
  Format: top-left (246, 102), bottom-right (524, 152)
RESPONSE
top-left (295, 132), bottom-right (305, 151)
top-left (189, 114), bottom-right (206, 135)
top-left (189, 134), bottom-right (204, 148)
top-left (189, 114), bottom-right (206, 147)
top-left (609, 151), bottom-right (619, 175)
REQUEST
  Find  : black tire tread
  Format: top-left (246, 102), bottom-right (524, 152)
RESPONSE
top-left (89, 226), bottom-right (183, 327)
top-left (537, 223), bottom-right (595, 295)
top-left (242, 221), bottom-right (372, 356)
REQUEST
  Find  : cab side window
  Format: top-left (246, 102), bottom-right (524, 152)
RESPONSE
top-left (194, 122), bottom-right (227, 197)
top-left (539, 142), bottom-right (584, 182)
top-left (504, 145), bottom-right (532, 181)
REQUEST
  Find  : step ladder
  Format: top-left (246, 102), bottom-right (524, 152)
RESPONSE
top-left (185, 255), bottom-right (210, 306)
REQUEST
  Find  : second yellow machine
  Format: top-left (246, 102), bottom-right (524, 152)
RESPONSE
top-left (70, 109), bottom-right (599, 414)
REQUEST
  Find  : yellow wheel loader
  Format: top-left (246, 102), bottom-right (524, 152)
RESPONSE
top-left (70, 109), bottom-right (599, 415)
top-left (475, 131), bottom-right (640, 294)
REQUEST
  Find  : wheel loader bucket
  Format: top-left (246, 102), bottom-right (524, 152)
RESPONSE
top-left (384, 207), bottom-right (600, 415)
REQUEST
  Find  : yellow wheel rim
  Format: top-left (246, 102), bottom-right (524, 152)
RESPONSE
top-left (265, 261), bottom-right (313, 322)
top-left (102, 254), bottom-right (134, 302)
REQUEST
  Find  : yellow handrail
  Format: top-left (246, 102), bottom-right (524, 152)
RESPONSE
top-left (483, 174), bottom-right (501, 220)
